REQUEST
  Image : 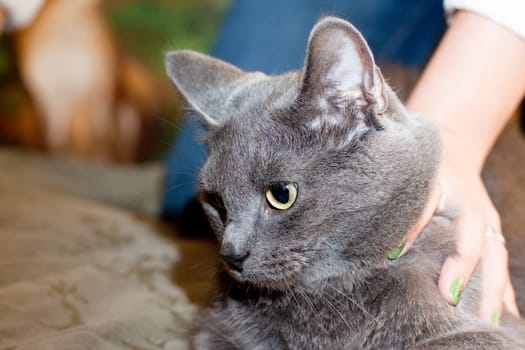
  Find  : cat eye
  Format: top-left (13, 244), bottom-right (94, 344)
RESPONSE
top-left (265, 183), bottom-right (298, 210)
top-left (203, 192), bottom-right (228, 223)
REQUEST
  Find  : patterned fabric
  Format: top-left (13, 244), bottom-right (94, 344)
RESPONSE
top-left (0, 150), bottom-right (211, 350)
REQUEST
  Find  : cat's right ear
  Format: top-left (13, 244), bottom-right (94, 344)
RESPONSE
top-left (165, 50), bottom-right (245, 128)
top-left (298, 17), bottom-right (387, 129)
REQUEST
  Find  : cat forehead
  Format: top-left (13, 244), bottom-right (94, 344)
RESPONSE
top-left (201, 115), bottom-right (318, 190)
top-left (220, 73), bottom-right (301, 119)
top-left (204, 92), bottom-right (369, 166)
top-left (205, 119), bottom-right (298, 166)
top-left (204, 75), bottom-right (305, 148)
top-left (205, 104), bottom-right (323, 159)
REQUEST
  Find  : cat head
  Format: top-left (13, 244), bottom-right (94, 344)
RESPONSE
top-left (166, 17), bottom-right (440, 290)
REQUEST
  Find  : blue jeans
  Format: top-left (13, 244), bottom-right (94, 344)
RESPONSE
top-left (162, 0), bottom-right (445, 215)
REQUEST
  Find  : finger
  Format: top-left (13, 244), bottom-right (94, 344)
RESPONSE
top-left (438, 210), bottom-right (485, 306)
top-left (478, 228), bottom-right (508, 324)
top-left (503, 278), bottom-right (520, 317)
top-left (406, 183), bottom-right (442, 245)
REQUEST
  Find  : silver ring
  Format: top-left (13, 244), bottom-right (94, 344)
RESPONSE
top-left (485, 227), bottom-right (505, 245)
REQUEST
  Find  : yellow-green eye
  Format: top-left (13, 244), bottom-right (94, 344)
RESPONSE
top-left (265, 183), bottom-right (298, 210)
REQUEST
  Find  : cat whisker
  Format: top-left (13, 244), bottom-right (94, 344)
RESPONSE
top-left (318, 289), bottom-right (353, 331)
top-left (163, 182), bottom-right (199, 194)
top-left (159, 114), bottom-right (209, 158)
top-left (317, 289), bottom-right (353, 349)
top-left (325, 282), bottom-right (399, 342)
top-left (281, 272), bottom-right (302, 310)
top-left (195, 315), bottom-right (243, 348)
top-left (276, 261), bottom-right (320, 316)
top-left (163, 170), bottom-right (201, 176)
top-left (245, 283), bottom-right (252, 297)
top-left (295, 286), bottom-right (318, 316)
top-left (274, 263), bottom-right (316, 315)
top-left (158, 116), bottom-right (181, 130)
top-left (288, 287), bottom-right (301, 309)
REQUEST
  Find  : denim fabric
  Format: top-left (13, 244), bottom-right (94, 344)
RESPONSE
top-left (213, 0), bottom-right (445, 72)
top-left (162, 0), bottom-right (446, 215)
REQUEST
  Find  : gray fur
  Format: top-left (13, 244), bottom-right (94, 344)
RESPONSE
top-left (166, 16), bottom-right (525, 349)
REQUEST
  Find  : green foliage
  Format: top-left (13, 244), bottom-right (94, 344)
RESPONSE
top-left (0, 38), bottom-right (12, 79)
top-left (106, 0), bottom-right (230, 74)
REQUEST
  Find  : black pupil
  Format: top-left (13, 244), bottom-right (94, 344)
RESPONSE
top-left (272, 184), bottom-right (290, 204)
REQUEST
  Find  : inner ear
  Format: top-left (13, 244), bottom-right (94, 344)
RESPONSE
top-left (299, 17), bottom-right (387, 124)
top-left (165, 50), bottom-right (246, 128)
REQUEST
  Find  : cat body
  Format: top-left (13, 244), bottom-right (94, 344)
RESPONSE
top-left (166, 17), bottom-right (525, 349)
top-left (196, 220), bottom-right (520, 349)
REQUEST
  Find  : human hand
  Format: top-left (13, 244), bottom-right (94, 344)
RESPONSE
top-left (405, 125), bottom-right (519, 325)
top-left (403, 9), bottom-right (525, 325)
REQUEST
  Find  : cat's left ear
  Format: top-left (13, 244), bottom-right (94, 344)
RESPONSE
top-left (299, 17), bottom-right (387, 123)
top-left (165, 50), bottom-right (246, 128)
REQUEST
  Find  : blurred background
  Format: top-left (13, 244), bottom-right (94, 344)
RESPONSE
top-left (1, 3), bottom-right (525, 347)
top-left (0, 0), bottom-right (230, 163)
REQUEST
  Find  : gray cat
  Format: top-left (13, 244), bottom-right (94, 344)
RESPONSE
top-left (166, 17), bottom-right (525, 349)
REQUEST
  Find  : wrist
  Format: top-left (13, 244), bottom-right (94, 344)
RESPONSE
top-left (436, 122), bottom-right (488, 175)
top-left (407, 11), bottom-right (525, 176)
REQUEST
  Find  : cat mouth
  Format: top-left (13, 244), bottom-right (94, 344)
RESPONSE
top-left (223, 265), bottom-right (243, 280)
top-left (222, 264), bottom-right (302, 291)
top-left (220, 247), bottom-right (309, 290)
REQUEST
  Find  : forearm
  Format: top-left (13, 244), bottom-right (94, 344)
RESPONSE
top-left (407, 11), bottom-right (525, 173)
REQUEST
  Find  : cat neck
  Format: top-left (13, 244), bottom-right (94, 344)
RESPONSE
top-left (220, 216), bottom-right (464, 348)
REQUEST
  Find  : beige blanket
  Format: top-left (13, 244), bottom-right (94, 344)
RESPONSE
top-left (0, 150), bottom-right (216, 350)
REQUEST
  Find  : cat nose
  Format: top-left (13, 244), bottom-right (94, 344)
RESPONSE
top-left (220, 242), bottom-right (249, 272)
top-left (222, 252), bottom-right (249, 272)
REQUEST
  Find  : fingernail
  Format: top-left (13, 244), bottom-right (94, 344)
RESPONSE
top-left (387, 238), bottom-right (407, 260)
top-left (449, 277), bottom-right (464, 306)
top-left (491, 311), bottom-right (500, 327)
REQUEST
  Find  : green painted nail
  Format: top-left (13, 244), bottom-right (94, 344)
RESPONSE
top-left (449, 277), bottom-right (464, 306)
top-left (491, 311), bottom-right (500, 326)
top-left (387, 239), bottom-right (407, 260)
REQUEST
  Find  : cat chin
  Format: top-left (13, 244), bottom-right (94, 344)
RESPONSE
top-left (222, 257), bottom-right (360, 291)
top-left (224, 267), bottom-right (302, 292)
top-left (298, 259), bottom-right (368, 287)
